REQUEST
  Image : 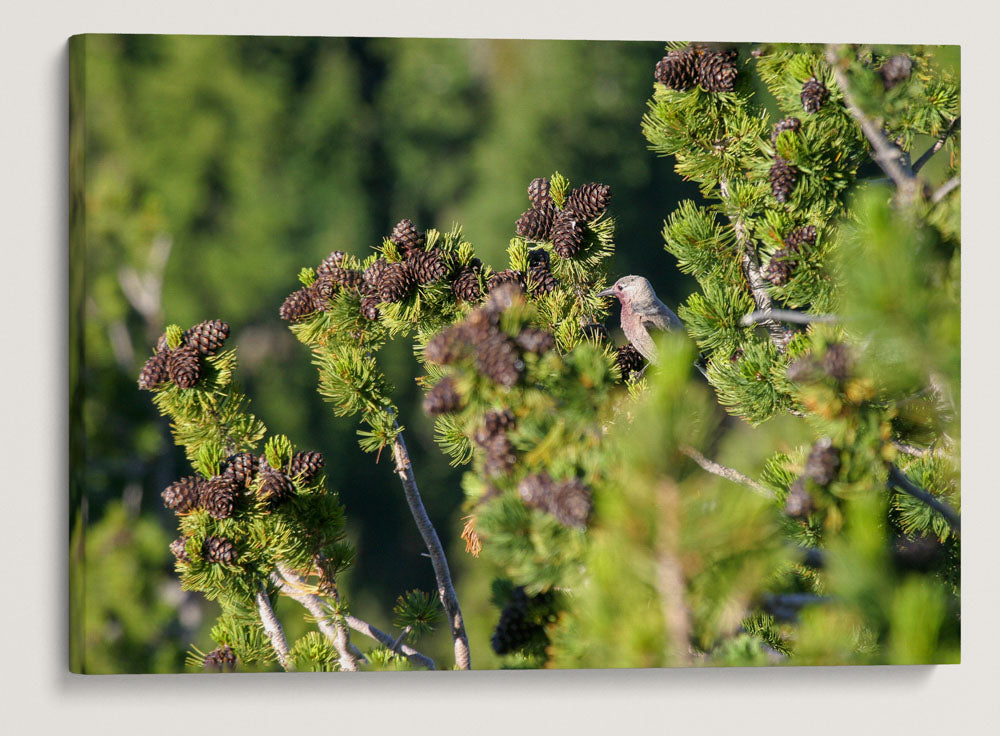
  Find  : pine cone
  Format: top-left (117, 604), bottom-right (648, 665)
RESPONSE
top-left (280, 287), bottom-right (317, 322)
top-left (316, 251), bottom-right (346, 278)
top-left (155, 332), bottom-right (170, 354)
top-left (202, 536), bottom-right (237, 564)
top-left (784, 225), bottom-right (817, 251)
top-left (137, 352), bottom-right (170, 391)
top-left (769, 157), bottom-right (798, 203)
top-left (783, 479), bottom-right (813, 519)
top-left (363, 257), bottom-right (389, 288)
top-left (203, 645), bottom-right (237, 672)
top-left (763, 248), bottom-right (797, 286)
top-left (804, 438), bottom-right (840, 486)
top-left (451, 260), bottom-right (483, 303)
top-left (378, 261), bottom-right (416, 303)
top-left (390, 218), bottom-right (425, 258)
top-left (359, 294), bottom-right (381, 321)
top-left (800, 76), bottom-right (829, 114)
top-left (482, 408), bottom-right (516, 436)
top-left (654, 47), bottom-right (699, 90)
top-left (162, 476), bottom-right (204, 513)
top-left (491, 587), bottom-right (538, 655)
top-left (183, 319), bottom-right (230, 356)
top-left (519, 473), bottom-right (591, 529)
top-left (515, 327), bottom-right (555, 355)
top-left (696, 48), bottom-right (738, 92)
top-left (515, 203), bottom-right (557, 240)
top-left (288, 451), bottom-right (325, 483)
top-left (167, 345), bottom-right (202, 389)
top-left (581, 322), bottom-right (609, 342)
top-left (310, 276), bottom-right (337, 311)
top-left (517, 473), bottom-right (556, 508)
top-left (482, 433), bottom-right (517, 477)
top-left (475, 332), bottom-right (522, 387)
top-left (169, 537), bottom-right (190, 562)
top-left (771, 116), bottom-right (801, 143)
top-left (425, 325), bottom-right (469, 365)
top-left (615, 344), bottom-right (645, 381)
top-left (551, 210), bottom-right (585, 258)
top-left (527, 248), bottom-right (550, 267)
top-left (527, 263), bottom-right (558, 296)
top-left (201, 476), bottom-right (237, 520)
top-left (488, 268), bottom-right (526, 293)
top-left (257, 467), bottom-right (295, 506)
top-left (326, 266), bottom-right (364, 290)
top-left (821, 343), bottom-right (852, 381)
top-left (423, 376), bottom-right (463, 416)
top-left (408, 248), bottom-right (449, 285)
top-left (222, 452), bottom-right (257, 489)
top-left (880, 55), bottom-right (912, 90)
top-left (527, 177), bottom-right (551, 207)
top-left (565, 183), bottom-right (611, 221)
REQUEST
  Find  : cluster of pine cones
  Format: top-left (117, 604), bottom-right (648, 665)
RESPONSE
top-left (475, 409), bottom-right (518, 478)
top-left (769, 73), bottom-right (831, 205)
top-left (423, 282), bottom-right (556, 389)
top-left (138, 320), bottom-right (230, 391)
top-left (491, 586), bottom-right (556, 656)
top-left (518, 471), bottom-right (593, 529)
top-left (763, 224), bottom-right (816, 286)
top-left (488, 247), bottom-right (559, 299)
top-left (514, 176), bottom-right (610, 259)
top-left (654, 44), bottom-right (739, 93)
top-left (165, 450), bottom-right (324, 564)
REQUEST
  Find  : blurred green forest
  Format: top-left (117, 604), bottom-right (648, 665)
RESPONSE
top-left (69, 34), bottom-right (700, 672)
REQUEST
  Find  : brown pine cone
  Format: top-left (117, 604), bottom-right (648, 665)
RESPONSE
top-left (183, 320), bottom-right (230, 356)
top-left (763, 248), bottom-right (797, 286)
top-left (162, 476), bottom-right (204, 513)
top-left (378, 261), bottom-right (416, 303)
top-left (654, 47), bottom-right (699, 90)
top-left (565, 183), bottom-right (611, 221)
top-left (327, 266), bottom-right (364, 290)
top-left (769, 157), bottom-right (798, 203)
top-left (696, 48), bottom-right (738, 92)
top-left (476, 332), bottom-right (522, 387)
top-left (488, 268), bottom-right (526, 293)
top-left (482, 433), bottom-right (517, 477)
top-left (516, 327), bottom-right (555, 354)
top-left (527, 177), bottom-right (552, 207)
top-left (482, 408), bottom-right (516, 436)
top-left (423, 376), bottom-right (463, 416)
top-left (167, 345), bottom-right (202, 389)
top-left (288, 451), bottom-right (325, 483)
top-left (551, 210), bottom-right (586, 258)
top-left (280, 287), bottom-right (317, 322)
top-left (310, 276), bottom-right (337, 311)
top-left (424, 325), bottom-right (469, 365)
top-left (581, 322), bottom-right (609, 342)
top-left (222, 452), bottom-right (257, 489)
top-left (363, 257), bottom-right (389, 288)
top-left (515, 203), bottom-right (557, 240)
top-left (804, 438), bottom-right (840, 486)
top-left (408, 248), bottom-right (449, 285)
top-left (257, 466), bottom-right (295, 506)
top-left (316, 250), bottom-right (346, 278)
top-left (615, 344), bottom-right (645, 382)
top-left (784, 225), bottom-right (817, 251)
top-left (771, 116), bottom-right (801, 143)
top-left (202, 536), bottom-right (237, 564)
top-left (527, 263), bottom-right (558, 295)
top-left (880, 55), bottom-right (913, 90)
top-left (390, 218), bottom-right (425, 258)
top-left (138, 352), bottom-right (170, 391)
top-left (203, 645), bottom-right (237, 672)
top-left (451, 260), bottom-right (483, 303)
top-left (800, 76), bottom-right (829, 114)
top-left (784, 479), bottom-right (813, 518)
top-left (200, 476), bottom-right (238, 520)
top-left (169, 538), bottom-right (190, 562)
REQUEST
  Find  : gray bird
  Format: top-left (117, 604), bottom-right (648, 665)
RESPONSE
top-left (598, 275), bottom-right (683, 363)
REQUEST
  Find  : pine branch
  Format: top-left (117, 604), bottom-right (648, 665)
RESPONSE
top-left (391, 422), bottom-right (471, 669)
top-left (912, 116), bottom-right (961, 173)
top-left (719, 177), bottom-right (789, 351)
top-left (341, 612), bottom-right (436, 670)
top-left (825, 45), bottom-right (921, 203)
top-left (931, 176), bottom-right (960, 204)
top-left (887, 465), bottom-right (961, 533)
top-left (741, 309), bottom-right (839, 326)
top-left (681, 445), bottom-right (775, 499)
top-left (256, 585), bottom-right (294, 671)
top-left (272, 567), bottom-right (360, 672)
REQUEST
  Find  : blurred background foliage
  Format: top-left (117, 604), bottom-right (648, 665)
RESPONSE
top-left (69, 34), bottom-right (700, 672)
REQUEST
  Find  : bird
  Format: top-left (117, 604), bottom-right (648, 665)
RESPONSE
top-left (598, 275), bottom-right (683, 364)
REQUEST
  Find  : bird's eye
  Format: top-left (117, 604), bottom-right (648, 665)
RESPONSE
top-left (616, 284), bottom-right (622, 291)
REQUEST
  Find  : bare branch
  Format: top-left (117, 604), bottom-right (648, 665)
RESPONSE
top-left (931, 176), bottom-right (960, 204)
top-left (272, 567), bottom-right (360, 672)
top-left (893, 440), bottom-right (949, 459)
top-left (256, 585), bottom-right (294, 671)
top-left (912, 116), bottom-right (961, 173)
top-left (887, 465), bottom-right (961, 533)
top-left (391, 423), bottom-right (471, 669)
top-left (341, 613), bottom-right (436, 670)
top-left (826, 45), bottom-right (921, 203)
top-left (719, 177), bottom-right (790, 352)
top-left (681, 445), bottom-right (775, 499)
top-left (741, 309), bottom-right (839, 327)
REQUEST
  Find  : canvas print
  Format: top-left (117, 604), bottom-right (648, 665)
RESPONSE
top-left (68, 35), bottom-right (960, 673)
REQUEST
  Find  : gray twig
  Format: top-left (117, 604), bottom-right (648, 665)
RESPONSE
top-left (826, 45), bottom-right (921, 203)
top-left (680, 445), bottom-right (775, 499)
top-left (912, 117), bottom-right (961, 173)
top-left (931, 176), bottom-right (960, 204)
top-left (741, 309), bottom-right (839, 327)
top-left (256, 585), bottom-right (294, 671)
top-left (341, 613), bottom-right (436, 670)
top-left (273, 567), bottom-right (360, 672)
top-left (887, 465), bottom-right (961, 533)
top-left (391, 423), bottom-right (471, 669)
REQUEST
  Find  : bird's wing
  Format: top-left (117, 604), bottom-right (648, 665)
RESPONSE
top-left (642, 309), bottom-right (682, 331)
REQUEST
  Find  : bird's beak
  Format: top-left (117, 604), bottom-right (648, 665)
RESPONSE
top-left (597, 287), bottom-right (615, 298)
